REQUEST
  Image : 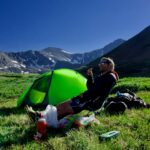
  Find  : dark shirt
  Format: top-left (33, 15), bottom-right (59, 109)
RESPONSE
top-left (80, 71), bottom-right (118, 110)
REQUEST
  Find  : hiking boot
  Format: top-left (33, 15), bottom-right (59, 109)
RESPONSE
top-left (25, 105), bottom-right (41, 123)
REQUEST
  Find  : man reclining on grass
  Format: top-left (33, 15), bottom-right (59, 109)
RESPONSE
top-left (25, 57), bottom-right (119, 124)
top-left (25, 57), bottom-right (120, 140)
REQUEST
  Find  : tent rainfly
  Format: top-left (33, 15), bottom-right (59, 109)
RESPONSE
top-left (17, 68), bottom-right (87, 107)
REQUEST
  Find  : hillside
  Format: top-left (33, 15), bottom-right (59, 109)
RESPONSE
top-left (84, 26), bottom-right (150, 77)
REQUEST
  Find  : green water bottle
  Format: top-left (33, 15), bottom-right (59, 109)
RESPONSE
top-left (99, 130), bottom-right (120, 141)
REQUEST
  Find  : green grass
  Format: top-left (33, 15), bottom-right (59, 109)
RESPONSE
top-left (113, 77), bottom-right (150, 92)
top-left (0, 75), bottom-right (150, 150)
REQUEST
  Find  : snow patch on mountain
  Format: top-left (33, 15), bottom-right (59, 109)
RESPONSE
top-left (0, 39), bottom-right (125, 73)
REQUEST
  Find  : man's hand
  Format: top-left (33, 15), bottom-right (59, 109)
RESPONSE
top-left (87, 68), bottom-right (93, 77)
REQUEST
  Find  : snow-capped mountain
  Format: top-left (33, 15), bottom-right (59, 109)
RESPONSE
top-left (0, 39), bottom-right (125, 73)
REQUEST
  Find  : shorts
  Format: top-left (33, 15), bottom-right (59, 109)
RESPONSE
top-left (70, 99), bottom-right (84, 113)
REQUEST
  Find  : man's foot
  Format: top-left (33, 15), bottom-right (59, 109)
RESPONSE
top-left (25, 105), bottom-right (41, 123)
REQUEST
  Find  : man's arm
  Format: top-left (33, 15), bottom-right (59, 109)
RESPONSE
top-left (86, 68), bottom-right (94, 89)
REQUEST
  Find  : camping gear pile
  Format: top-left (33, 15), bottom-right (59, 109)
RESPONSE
top-left (34, 112), bottom-right (99, 141)
top-left (103, 89), bottom-right (147, 114)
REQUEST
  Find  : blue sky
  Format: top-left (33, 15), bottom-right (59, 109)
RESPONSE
top-left (0, 0), bottom-right (150, 53)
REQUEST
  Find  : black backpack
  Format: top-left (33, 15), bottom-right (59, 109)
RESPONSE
top-left (104, 89), bottom-right (146, 114)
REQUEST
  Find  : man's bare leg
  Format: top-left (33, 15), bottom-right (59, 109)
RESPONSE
top-left (57, 100), bottom-right (74, 119)
top-left (25, 100), bottom-right (75, 121)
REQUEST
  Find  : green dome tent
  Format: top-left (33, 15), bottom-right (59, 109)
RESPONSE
top-left (17, 68), bottom-right (87, 107)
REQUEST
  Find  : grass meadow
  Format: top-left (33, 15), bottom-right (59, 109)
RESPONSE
top-left (0, 74), bottom-right (150, 150)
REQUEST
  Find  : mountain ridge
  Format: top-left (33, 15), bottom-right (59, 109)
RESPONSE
top-left (85, 25), bottom-right (150, 77)
top-left (0, 39), bottom-right (124, 73)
